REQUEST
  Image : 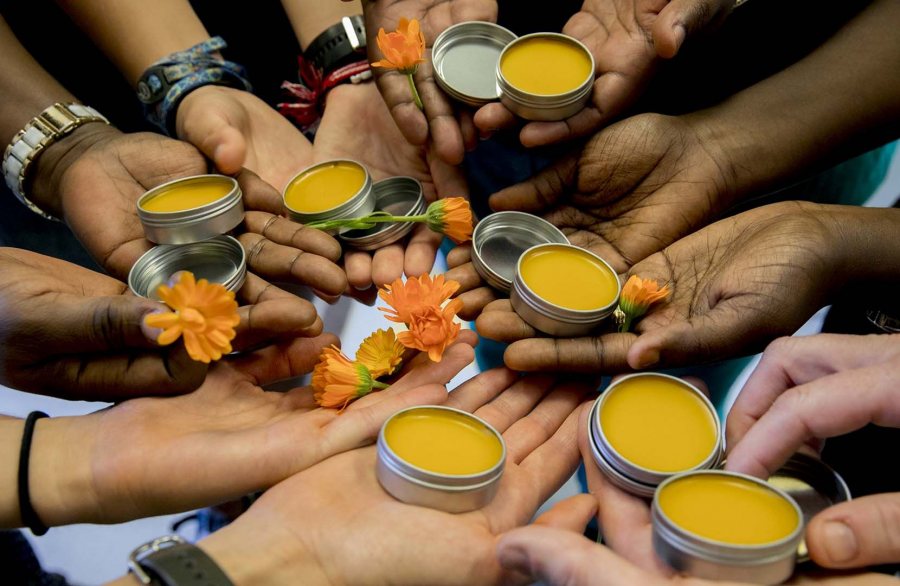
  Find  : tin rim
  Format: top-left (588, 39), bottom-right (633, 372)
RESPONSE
top-left (591, 373), bottom-right (723, 484)
top-left (497, 32), bottom-right (595, 100)
top-left (137, 174), bottom-right (240, 220)
top-left (513, 243), bottom-right (621, 320)
top-left (282, 159), bottom-right (372, 218)
top-left (653, 470), bottom-right (805, 555)
top-left (432, 21), bottom-right (518, 106)
top-left (339, 176), bottom-right (426, 250)
top-left (377, 405), bottom-right (507, 485)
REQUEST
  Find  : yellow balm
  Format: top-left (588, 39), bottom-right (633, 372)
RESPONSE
top-left (500, 36), bottom-right (593, 96)
top-left (519, 245), bottom-right (618, 310)
top-left (284, 161), bottom-right (365, 213)
top-left (659, 473), bottom-right (801, 545)
top-left (384, 408), bottom-right (504, 475)
top-left (141, 177), bottom-right (233, 213)
top-left (600, 375), bottom-right (718, 473)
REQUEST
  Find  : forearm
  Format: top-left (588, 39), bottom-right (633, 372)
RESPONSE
top-left (55, 0), bottom-right (213, 85)
top-left (690, 0), bottom-right (900, 200)
top-left (282, 0), bottom-right (362, 51)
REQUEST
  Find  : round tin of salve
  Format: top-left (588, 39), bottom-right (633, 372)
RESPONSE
top-left (283, 159), bottom-right (375, 229)
top-left (137, 174), bottom-right (244, 245)
top-left (339, 177), bottom-right (426, 251)
top-left (432, 21), bottom-right (517, 107)
top-left (510, 243), bottom-right (619, 336)
top-left (471, 211), bottom-right (568, 293)
top-left (376, 405), bottom-right (506, 513)
top-left (497, 32), bottom-right (594, 121)
top-left (652, 470), bottom-right (804, 584)
top-left (128, 235), bottom-right (247, 300)
top-left (589, 373), bottom-right (723, 497)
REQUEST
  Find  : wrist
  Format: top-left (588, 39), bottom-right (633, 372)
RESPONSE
top-left (818, 205), bottom-right (900, 289)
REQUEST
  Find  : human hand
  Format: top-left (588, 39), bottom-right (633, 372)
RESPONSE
top-left (27, 333), bottom-right (479, 526)
top-left (363, 0), bottom-right (495, 164)
top-left (476, 201), bottom-right (839, 372)
top-left (474, 0), bottom-right (733, 147)
top-left (175, 84), bottom-right (314, 192)
top-left (0, 247), bottom-right (332, 400)
top-left (197, 370), bottom-right (592, 585)
top-left (315, 82), bottom-right (469, 292)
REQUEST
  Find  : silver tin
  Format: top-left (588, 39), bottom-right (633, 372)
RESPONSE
top-left (137, 175), bottom-right (244, 245)
top-left (652, 470), bottom-right (804, 584)
top-left (471, 211), bottom-right (568, 293)
top-left (376, 406), bottom-right (506, 514)
top-left (339, 177), bottom-right (426, 251)
top-left (432, 21), bottom-right (517, 107)
top-left (588, 373), bottom-right (723, 498)
top-left (767, 453), bottom-right (851, 562)
top-left (497, 33), bottom-right (595, 121)
top-left (510, 243), bottom-right (620, 336)
top-left (282, 159), bottom-right (375, 228)
top-left (128, 235), bottom-right (247, 300)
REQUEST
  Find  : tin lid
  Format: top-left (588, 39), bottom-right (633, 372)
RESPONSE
top-left (471, 211), bottom-right (568, 292)
top-left (767, 453), bottom-right (851, 562)
top-left (432, 21), bottom-right (517, 107)
top-left (128, 235), bottom-right (247, 299)
top-left (282, 159), bottom-right (375, 225)
top-left (339, 176), bottom-right (426, 251)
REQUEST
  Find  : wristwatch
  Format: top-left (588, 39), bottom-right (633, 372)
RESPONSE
top-left (304, 15), bottom-right (367, 74)
top-left (128, 535), bottom-right (234, 586)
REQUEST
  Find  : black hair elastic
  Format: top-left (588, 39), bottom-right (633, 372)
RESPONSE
top-left (18, 411), bottom-right (49, 535)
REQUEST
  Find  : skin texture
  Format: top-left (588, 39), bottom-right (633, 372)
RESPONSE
top-left (0, 335), bottom-right (478, 528)
top-left (474, 0), bottom-right (734, 147)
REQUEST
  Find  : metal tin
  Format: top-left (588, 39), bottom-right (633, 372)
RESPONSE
top-left (497, 33), bottom-right (595, 121)
top-left (767, 453), bottom-right (851, 562)
top-left (128, 235), bottom-right (247, 300)
top-left (339, 177), bottom-right (426, 251)
top-left (510, 243), bottom-right (620, 336)
top-left (432, 21), bottom-right (517, 107)
top-left (588, 373), bottom-right (723, 498)
top-left (282, 159), bottom-right (375, 228)
top-left (471, 211), bottom-right (568, 293)
top-left (136, 175), bottom-right (244, 245)
top-left (376, 406), bottom-right (506, 513)
top-left (652, 470), bottom-right (804, 584)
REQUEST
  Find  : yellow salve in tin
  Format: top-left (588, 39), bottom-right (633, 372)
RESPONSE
top-left (519, 245), bottom-right (618, 311)
top-left (383, 407), bottom-right (504, 475)
top-left (600, 375), bottom-right (717, 473)
top-left (140, 176), bottom-right (233, 213)
top-left (658, 474), bottom-right (801, 545)
top-left (284, 161), bottom-right (366, 213)
top-left (500, 36), bottom-right (593, 96)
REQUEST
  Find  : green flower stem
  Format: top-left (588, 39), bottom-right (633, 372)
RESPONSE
top-left (618, 314), bottom-right (634, 334)
top-left (372, 380), bottom-right (391, 390)
top-left (407, 73), bottom-right (423, 110)
top-left (307, 213), bottom-right (428, 232)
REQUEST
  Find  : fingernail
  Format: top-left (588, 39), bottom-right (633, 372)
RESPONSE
top-left (822, 521), bottom-right (858, 563)
top-left (140, 309), bottom-right (165, 343)
top-left (672, 25), bottom-right (686, 53)
top-left (633, 348), bottom-right (660, 369)
top-left (479, 129), bottom-right (495, 141)
top-left (497, 544), bottom-right (529, 571)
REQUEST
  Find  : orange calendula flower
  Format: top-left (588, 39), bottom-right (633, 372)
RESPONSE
top-left (616, 275), bottom-right (670, 333)
top-left (371, 17), bottom-right (426, 73)
top-left (143, 272), bottom-right (240, 363)
top-left (425, 197), bottom-right (474, 244)
top-left (312, 345), bottom-right (388, 410)
top-left (356, 328), bottom-right (405, 378)
top-left (378, 274), bottom-right (463, 362)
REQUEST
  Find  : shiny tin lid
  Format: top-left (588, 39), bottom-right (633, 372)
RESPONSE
top-left (471, 211), bottom-right (568, 292)
top-left (339, 177), bottom-right (426, 251)
top-left (128, 235), bottom-right (247, 300)
top-left (432, 21), bottom-right (517, 107)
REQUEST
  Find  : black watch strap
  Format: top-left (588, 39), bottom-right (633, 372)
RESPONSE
top-left (129, 536), bottom-right (234, 586)
top-left (304, 15), bottom-right (367, 73)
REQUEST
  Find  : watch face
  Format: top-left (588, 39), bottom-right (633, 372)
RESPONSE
top-left (137, 73), bottom-right (166, 104)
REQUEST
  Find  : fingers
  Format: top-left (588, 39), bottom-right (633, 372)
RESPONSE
top-left (371, 244), bottom-right (406, 287)
top-left (233, 275), bottom-right (322, 350)
top-left (476, 299), bottom-right (538, 342)
top-left (488, 154), bottom-right (578, 213)
top-left (235, 168), bottom-right (284, 215)
top-left (444, 256), bottom-right (498, 320)
top-left (39, 294), bottom-right (164, 353)
top-left (177, 97), bottom-right (247, 176)
top-left (807, 493), bottom-right (900, 569)
top-left (243, 212), bottom-right (342, 262)
top-left (532, 493), bottom-right (598, 532)
top-left (725, 361), bottom-right (900, 479)
top-left (444, 367), bottom-right (522, 414)
top-left (471, 375), bottom-right (559, 434)
top-left (473, 102), bottom-right (518, 135)
top-left (416, 59), bottom-right (465, 165)
top-left (505, 335), bottom-right (635, 373)
top-left (228, 333), bottom-right (339, 386)
top-left (239, 232), bottom-right (347, 296)
top-left (403, 225), bottom-right (442, 279)
top-left (374, 68), bottom-right (429, 146)
top-left (653, 0), bottom-right (733, 59)
top-left (445, 244), bottom-right (471, 268)
top-left (344, 251), bottom-right (375, 291)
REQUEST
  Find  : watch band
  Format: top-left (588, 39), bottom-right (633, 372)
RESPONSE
top-left (2, 102), bottom-right (109, 221)
top-left (128, 536), bottom-right (234, 586)
top-left (304, 15), bottom-right (367, 74)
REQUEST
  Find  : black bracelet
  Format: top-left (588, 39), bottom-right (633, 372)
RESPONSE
top-left (18, 411), bottom-right (49, 536)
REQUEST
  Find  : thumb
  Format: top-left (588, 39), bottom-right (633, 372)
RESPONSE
top-left (40, 294), bottom-right (165, 353)
top-left (652, 0), bottom-right (733, 59)
top-left (533, 494), bottom-right (598, 531)
top-left (488, 152), bottom-right (578, 213)
top-left (177, 105), bottom-right (247, 175)
top-left (807, 493), bottom-right (900, 569)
